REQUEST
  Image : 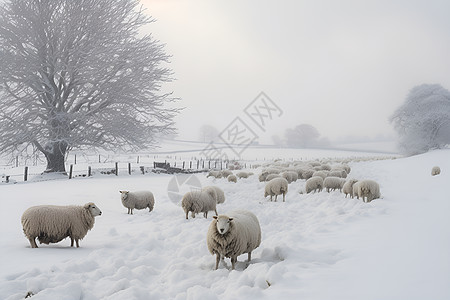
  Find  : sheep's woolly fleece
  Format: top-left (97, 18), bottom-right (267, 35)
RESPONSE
top-left (0, 148), bottom-right (449, 300)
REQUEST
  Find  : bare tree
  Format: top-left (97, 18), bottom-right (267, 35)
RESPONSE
top-left (390, 84), bottom-right (450, 155)
top-left (0, 0), bottom-right (179, 173)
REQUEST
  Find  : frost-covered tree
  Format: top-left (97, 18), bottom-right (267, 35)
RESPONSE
top-left (390, 84), bottom-right (450, 155)
top-left (285, 124), bottom-right (321, 148)
top-left (199, 125), bottom-right (219, 143)
top-left (0, 0), bottom-right (178, 173)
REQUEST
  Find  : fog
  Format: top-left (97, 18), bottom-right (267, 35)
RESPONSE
top-left (140, 0), bottom-right (450, 145)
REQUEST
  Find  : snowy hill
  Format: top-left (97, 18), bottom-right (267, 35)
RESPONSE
top-left (0, 147), bottom-right (448, 299)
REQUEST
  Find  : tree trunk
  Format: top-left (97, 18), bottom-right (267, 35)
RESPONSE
top-left (41, 142), bottom-right (68, 173)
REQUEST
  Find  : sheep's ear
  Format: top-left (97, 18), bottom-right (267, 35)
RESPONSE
top-left (213, 216), bottom-right (218, 220)
top-left (84, 203), bottom-right (91, 209)
top-left (228, 217), bottom-right (233, 222)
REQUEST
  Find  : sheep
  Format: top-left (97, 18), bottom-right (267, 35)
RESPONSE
top-left (221, 169), bottom-right (233, 178)
top-left (203, 186), bottom-right (225, 204)
top-left (328, 170), bottom-right (347, 178)
top-left (236, 171), bottom-right (253, 179)
top-left (207, 210), bottom-right (261, 270)
top-left (264, 177), bottom-right (288, 202)
top-left (431, 166), bottom-right (441, 176)
top-left (342, 179), bottom-right (359, 198)
top-left (352, 181), bottom-right (361, 199)
top-left (181, 190), bottom-right (218, 219)
top-left (227, 174), bottom-right (237, 183)
top-left (119, 190), bottom-right (155, 214)
top-left (323, 176), bottom-right (346, 192)
top-left (21, 202), bottom-right (102, 248)
top-left (265, 173), bottom-right (281, 182)
top-left (305, 176), bottom-right (324, 193)
top-left (312, 170), bottom-right (328, 179)
top-left (299, 169), bottom-right (314, 180)
top-left (281, 171), bottom-right (298, 184)
top-left (258, 168), bottom-right (280, 182)
top-left (357, 180), bottom-right (381, 203)
top-left (207, 170), bottom-right (222, 179)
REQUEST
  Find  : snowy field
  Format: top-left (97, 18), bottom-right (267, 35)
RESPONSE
top-left (0, 146), bottom-right (449, 300)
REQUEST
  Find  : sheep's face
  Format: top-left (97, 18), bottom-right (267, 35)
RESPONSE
top-left (85, 203), bottom-right (102, 217)
top-left (119, 191), bottom-right (129, 200)
top-left (213, 215), bottom-right (233, 235)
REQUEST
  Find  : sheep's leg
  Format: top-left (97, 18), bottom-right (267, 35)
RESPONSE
top-left (231, 256), bottom-right (237, 270)
top-left (215, 254), bottom-right (221, 270)
top-left (274, 195), bottom-right (277, 202)
top-left (283, 193), bottom-right (286, 202)
top-left (76, 239), bottom-right (80, 248)
top-left (29, 237), bottom-right (38, 248)
top-left (248, 252), bottom-right (252, 262)
top-left (214, 209), bottom-right (218, 216)
top-left (204, 211), bottom-right (208, 218)
top-left (71, 237), bottom-right (74, 247)
top-left (185, 210), bottom-right (189, 219)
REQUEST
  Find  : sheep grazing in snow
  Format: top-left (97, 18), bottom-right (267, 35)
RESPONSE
top-left (181, 190), bottom-right (218, 219)
top-left (265, 173), bottom-right (281, 182)
top-left (342, 179), bottom-right (358, 198)
top-left (207, 170), bottom-right (222, 179)
top-left (227, 174), bottom-right (237, 183)
top-left (202, 186), bottom-right (225, 204)
top-left (312, 170), bottom-right (328, 179)
top-left (221, 170), bottom-right (233, 178)
top-left (281, 171), bottom-right (298, 183)
top-left (352, 181), bottom-right (361, 199)
top-left (236, 171), bottom-right (253, 179)
top-left (258, 168), bottom-right (280, 182)
top-left (323, 176), bottom-right (346, 192)
top-left (431, 166), bottom-right (441, 176)
top-left (264, 177), bottom-right (288, 202)
top-left (357, 180), bottom-right (381, 203)
top-left (119, 190), bottom-right (155, 214)
top-left (305, 176), bottom-right (324, 194)
top-left (207, 210), bottom-right (261, 270)
top-left (21, 202), bottom-right (102, 248)
top-left (328, 170), bottom-right (347, 178)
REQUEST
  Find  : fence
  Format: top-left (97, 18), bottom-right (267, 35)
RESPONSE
top-left (1, 158), bottom-right (255, 184)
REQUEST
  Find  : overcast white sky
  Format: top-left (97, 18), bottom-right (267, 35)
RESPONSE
top-left (140, 0), bottom-right (450, 144)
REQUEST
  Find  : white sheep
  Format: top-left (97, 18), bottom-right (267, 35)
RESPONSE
top-left (181, 190), bottom-right (218, 219)
top-left (328, 170), bottom-right (347, 178)
top-left (221, 169), bottom-right (233, 178)
top-left (431, 166), bottom-right (441, 176)
top-left (258, 168), bottom-right (280, 182)
top-left (207, 170), bottom-right (222, 179)
top-left (265, 173), bottom-right (281, 182)
top-left (21, 202), bottom-right (102, 248)
top-left (236, 171), bottom-right (253, 179)
top-left (352, 181), bottom-right (361, 199)
top-left (264, 177), bottom-right (288, 202)
top-left (357, 180), bottom-right (381, 202)
top-left (323, 176), bottom-right (346, 192)
top-left (227, 174), bottom-right (237, 183)
top-left (342, 179), bottom-right (358, 198)
top-left (119, 190), bottom-right (155, 214)
top-left (207, 210), bottom-right (261, 270)
top-left (281, 171), bottom-right (298, 183)
top-left (312, 170), bottom-right (328, 179)
top-left (202, 186), bottom-right (225, 204)
top-left (305, 176), bottom-right (324, 193)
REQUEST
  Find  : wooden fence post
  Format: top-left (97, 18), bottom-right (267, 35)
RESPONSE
top-left (69, 164), bottom-right (73, 179)
top-left (128, 163), bottom-right (131, 175)
top-left (74, 154), bottom-right (77, 165)
top-left (115, 162), bottom-right (118, 176)
top-left (24, 166), bottom-right (28, 181)
top-left (88, 166), bottom-right (92, 177)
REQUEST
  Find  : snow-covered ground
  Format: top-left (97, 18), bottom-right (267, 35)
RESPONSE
top-left (0, 147), bottom-right (448, 300)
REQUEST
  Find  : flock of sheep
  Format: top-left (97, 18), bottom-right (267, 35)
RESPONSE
top-left (19, 158), bottom-right (441, 271)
